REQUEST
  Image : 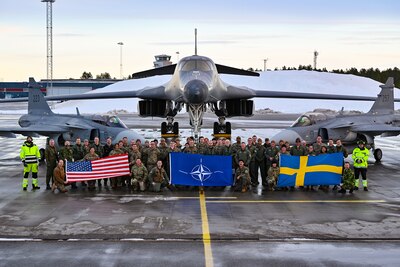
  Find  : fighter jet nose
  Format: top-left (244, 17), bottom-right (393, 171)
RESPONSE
top-left (115, 130), bottom-right (145, 144)
top-left (183, 80), bottom-right (209, 104)
top-left (272, 129), bottom-right (302, 145)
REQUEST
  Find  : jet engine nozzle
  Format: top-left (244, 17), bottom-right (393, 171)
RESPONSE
top-left (183, 80), bottom-right (209, 104)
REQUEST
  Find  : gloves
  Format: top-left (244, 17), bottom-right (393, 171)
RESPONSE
top-left (22, 160), bottom-right (27, 167)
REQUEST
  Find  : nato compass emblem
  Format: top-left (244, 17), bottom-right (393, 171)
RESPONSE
top-left (179, 158), bottom-right (223, 185)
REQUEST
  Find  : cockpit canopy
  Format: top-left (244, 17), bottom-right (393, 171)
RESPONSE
top-left (178, 56), bottom-right (215, 72)
top-left (291, 112), bottom-right (329, 127)
top-left (91, 115), bottom-right (128, 128)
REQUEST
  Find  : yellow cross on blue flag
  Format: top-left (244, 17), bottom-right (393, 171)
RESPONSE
top-left (277, 153), bottom-right (343, 187)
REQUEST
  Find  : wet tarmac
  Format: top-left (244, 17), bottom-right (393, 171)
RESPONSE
top-left (0, 113), bottom-right (400, 266)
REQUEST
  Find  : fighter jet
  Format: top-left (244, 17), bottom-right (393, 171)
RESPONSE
top-left (272, 77), bottom-right (400, 161)
top-left (0, 78), bottom-right (144, 150)
top-left (2, 31), bottom-right (399, 139)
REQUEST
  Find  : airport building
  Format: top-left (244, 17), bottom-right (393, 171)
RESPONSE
top-left (0, 79), bottom-right (120, 99)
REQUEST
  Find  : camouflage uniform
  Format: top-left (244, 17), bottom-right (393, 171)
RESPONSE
top-left (110, 148), bottom-right (124, 188)
top-left (267, 166), bottom-right (280, 190)
top-left (146, 147), bottom-right (161, 171)
top-left (235, 148), bottom-right (251, 167)
top-left (149, 166), bottom-right (169, 192)
top-left (129, 150), bottom-right (142, 166)
top-left (247, 144), bottom-right (257, 184)
top-left (83, 152), bottom-right (100, 190)
top-left (103, 143), bottom-right (113, 158)
top-left (45, 145), bottom-right (58, 188)
top-left (197, 143), bottom-right (208, 155)
top-left (141, 146), bottom-right (150, 167)
top-left (60, 146), bottom-right (73, 162)
top-left (183, 145), bottom-right (198, 154)
top-left (213, 144), bottom-right (227, 156)
top-left (340, 168), bottom-right (355, 192)
top-left (91, 143), bottom-right (104, 158)
top-left (234, 166), bottom-right (251, 192)
top-left (158, 143), bottom-right (169, 168)
top-left (131, 164), bottom-right (148, 191)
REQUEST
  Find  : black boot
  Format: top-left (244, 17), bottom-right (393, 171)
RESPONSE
top-left (338, 188), bottom-right (346, 194)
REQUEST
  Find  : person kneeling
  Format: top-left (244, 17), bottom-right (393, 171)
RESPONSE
top-left (52, 159), bottom-right (68, 193)
top-left (149, 160), bottom-right (169, 192)
top-left (339, 162), bottom-right (355, 194)
top-left (234, 160), bottom-right (251, 192)
top-left (267, 160), bottom-right (280, 191)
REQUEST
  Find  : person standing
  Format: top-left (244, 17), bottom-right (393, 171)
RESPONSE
top-left (60, 141), bottom-right (76, 189)
top-left (352, 140), bottom-right (370, 191)
top-left (91, 137), bottom-right (104, 187)
top-left (45, 139), bottom-right (59, 190)
top-left (84, 147), bottom-right (100, 190)
top-left (20, 136), bottom-right (41, 190)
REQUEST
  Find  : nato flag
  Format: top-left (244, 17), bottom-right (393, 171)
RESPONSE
top-left (170, 153), bottom-right (233, 186)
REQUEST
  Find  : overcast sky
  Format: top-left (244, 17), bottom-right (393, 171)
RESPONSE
top-left (1, 0), bottom-right (399, 81)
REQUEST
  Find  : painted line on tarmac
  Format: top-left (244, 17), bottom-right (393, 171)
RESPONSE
top-left (199, 189), bottom-right (214, 267)
top-left (206, 199), bottom-right (386, 204)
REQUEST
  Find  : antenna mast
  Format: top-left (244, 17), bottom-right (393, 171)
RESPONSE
top-left (313, 50), bottom-right (319, 70)
top-left (42, 0), bottom-right (55, 88)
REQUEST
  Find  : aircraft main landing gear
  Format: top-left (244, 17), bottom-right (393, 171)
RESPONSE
top-left (161, 117), bottom-right (179, 139)
top-left (373, 148), bottom-right (382, 162)
top-left (213, 117), bottom-right (231, 139)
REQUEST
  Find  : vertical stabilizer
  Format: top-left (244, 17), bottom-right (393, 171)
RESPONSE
top-left (194, 28), bottom-right (198, 56)
top-left (28, 77), bottom-right (53, 115)
top-left (368, 77), bottom-right (395, 115)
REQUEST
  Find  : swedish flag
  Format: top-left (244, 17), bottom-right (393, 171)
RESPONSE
top-left (277, 153), bottom-right (343, 187)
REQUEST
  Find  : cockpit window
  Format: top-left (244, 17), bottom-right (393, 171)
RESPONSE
top-left (181, 60), bottom-right (213, 72)
top-left (106, 115), bottom-right (128, 128)
top-left (292, 115), bottom-right (312, 127)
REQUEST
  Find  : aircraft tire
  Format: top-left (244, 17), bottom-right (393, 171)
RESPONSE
top-left (161, 122), bottom-right (167, 134)
top-left (39, 148), bottom-right (45, 163)
top-left (226, 122), bottom-right (232, 134)
top-left (173, 122), bottom-right (179, 134)
top-left (374, 148), bottom-right (382, 162)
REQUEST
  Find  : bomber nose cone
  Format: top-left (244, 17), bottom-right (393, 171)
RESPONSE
top-left (183, 80), bottom-right (209, 104)
top-left (272, 129), bottom-right (302, 145)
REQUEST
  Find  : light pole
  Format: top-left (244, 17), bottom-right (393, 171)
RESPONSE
top-left (263, 58), bottom-right (268, 72)
top-left (176, 51), bottom-right (180, 62)
top-left (41, 0), bottom-right (55, 88)
top-left (117, 42), bottom-right (124, 79)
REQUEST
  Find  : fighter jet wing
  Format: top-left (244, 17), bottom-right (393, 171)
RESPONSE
top-left (0, 85), bottom-right (168, 103)
top-left (349, 124), bottom-right (400, 134)
top-left (0, 125), bottom-right (69, 138)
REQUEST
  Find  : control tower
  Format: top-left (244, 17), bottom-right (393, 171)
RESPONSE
top-left (153, 54), bottom-right (172, 68)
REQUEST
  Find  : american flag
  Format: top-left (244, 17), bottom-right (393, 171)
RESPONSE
top-left (66, 154), bottom-right (130, 182)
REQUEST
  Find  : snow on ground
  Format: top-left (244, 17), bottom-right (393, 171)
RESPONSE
top-left (52, 70), bottom-right (399, 114)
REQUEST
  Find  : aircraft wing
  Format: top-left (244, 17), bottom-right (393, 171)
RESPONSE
top-left (0, 85), bottom-right (168, 103)
top-left (252, 89), bottom-right (400, 102)
top-left (0, 125), bottom-right (70, 138)
top-left (349, 125), bottom-right (400, 135)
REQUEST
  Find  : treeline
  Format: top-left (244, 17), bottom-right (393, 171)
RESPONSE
top-left (273, 65), bottom-right (400, 88)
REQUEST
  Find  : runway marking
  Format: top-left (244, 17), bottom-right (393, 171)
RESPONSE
top-left (199, 189), bottom-right (214, 267)
top-left (206, 199), bottom-right (386, 204)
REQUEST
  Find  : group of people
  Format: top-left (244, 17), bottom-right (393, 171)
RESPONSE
top-left (19, 134), bottom-right (370, 194)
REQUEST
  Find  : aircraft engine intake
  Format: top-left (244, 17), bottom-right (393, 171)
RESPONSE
top-left (225, 99), bottom-right (254, 117)
top-left (183, 80), bottom-right (209, 104)
top-left (342, 131), bottom-right (357, 142)
top-left (138, 100), bottom-right (168, 117)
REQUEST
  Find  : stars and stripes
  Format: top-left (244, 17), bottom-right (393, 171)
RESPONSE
top-left (66, 154), bottom-right (130, 182)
